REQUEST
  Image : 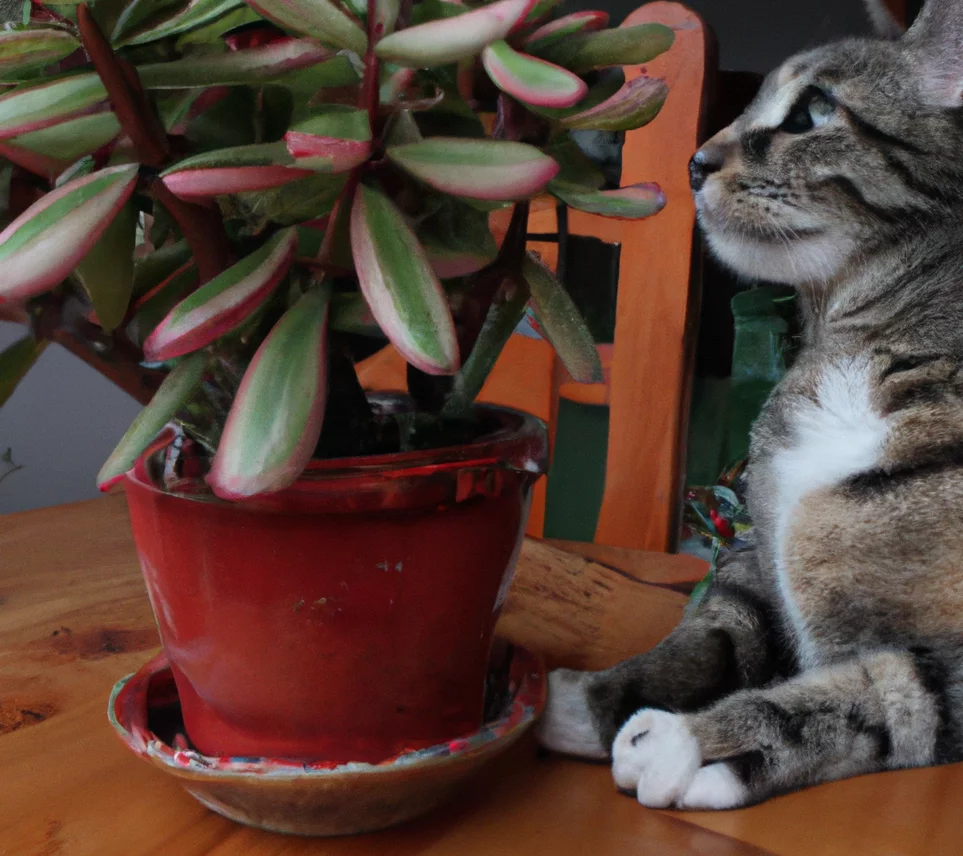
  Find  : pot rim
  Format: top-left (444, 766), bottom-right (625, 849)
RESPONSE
top-left (126, 395), bottom-right (548, 514)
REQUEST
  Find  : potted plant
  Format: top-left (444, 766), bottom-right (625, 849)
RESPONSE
top-left (0, 0), bottom-right (673, 808)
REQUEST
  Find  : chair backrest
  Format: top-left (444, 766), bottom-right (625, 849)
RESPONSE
top-left (357, 2), bottom-right (712, 553)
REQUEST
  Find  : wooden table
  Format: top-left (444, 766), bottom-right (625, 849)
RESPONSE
top-left (2, 497), bottom-right (961, 855)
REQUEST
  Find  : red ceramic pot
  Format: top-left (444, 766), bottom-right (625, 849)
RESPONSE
top-left (124, 397), bottom-right (547, 764)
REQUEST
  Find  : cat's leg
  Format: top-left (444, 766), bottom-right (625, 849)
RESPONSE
top-left (537, 545), bottom-right (787, 759)
top-left (613, 648), bottom-right (959, 810)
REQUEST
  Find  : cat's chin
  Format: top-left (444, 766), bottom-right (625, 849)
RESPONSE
top-left (699, 221), bottom-right (853, 287)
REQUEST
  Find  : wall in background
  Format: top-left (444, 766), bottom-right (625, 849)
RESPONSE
top-left (0, 0), bottom-right (873, 513)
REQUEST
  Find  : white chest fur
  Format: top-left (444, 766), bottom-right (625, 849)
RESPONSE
top-left (769, 358), bottom-right (889, 665)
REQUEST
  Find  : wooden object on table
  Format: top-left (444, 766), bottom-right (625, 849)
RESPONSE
top-left (4, 497), bottom-right (963, 855)
top-left (357, 2), bottom-right (711, 553)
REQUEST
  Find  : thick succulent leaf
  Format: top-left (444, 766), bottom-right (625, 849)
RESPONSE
top-left (160, 142), bottom-right (313, 199)
top-left (0, 73), bottom-right (107, 139)
top-left (419, 196), bottom-right (497, 278)
top-left (132, 240), bottom-right (192, 299)
top-left (284, 107), bottom-right (372, 172)
top-left (543, 134), bottom-right (605, 189)
top-left (113, 0), bottom-right (245, 46)
top-left (175, 6), bottom-right (262, 46)
top-left (523, 0), bottom-right (563, 24)
top-left (0, 27), bottom-right (80, 81)
top-left (0, 163), bottom-right (139, 302)
top-left (523, 66), bottom-right (623, 123)
top-left (97, 351), bottom-right (206, 490)
top-left (329, 291), bottom-right (380, 336)
top-left (144, 228), bottom-right (297, 362)
top-left (208, 286), bottom-right (330, 500)
top-left (524, 11), bottom-right (609, 52)
top-left (531, 22), bottom-right (674, 73)
top-left (137, 40), bottom-right (331, 88)
top-left (217, 171), bottom-right (347, 229)
top-left (375, 0), bottom-right (536, 67)
top-left (482, 40), bottom-right (586, 108)
top-left (245, 0), bottom-right (366, 53)
top-left (549, 179), bottom-right (666, 219)
top-left (127, 263), bottom-right (199, 348)
top-left (10, 111), bottom-right (121, 162)
top-left (74, 200), bottom-right (137, 332)
top-left (388, 137), bottom-right (559, 201)
top-left (376, 0), bottom-right (401, 36)
top-left (350, 183), bottom-right (458, 374)
top-left (522, 253), bottom-right (601, 383)
top-left (561, 75), bottom-right (667, 131)
top-left (0, 334), bottom-right (48, 409)
top-left (409, 0), bottom-right (466, 26)
top-left (0, 139), bottom-right (68, 178)
top-left (442, 278), bottom-right (529, 416)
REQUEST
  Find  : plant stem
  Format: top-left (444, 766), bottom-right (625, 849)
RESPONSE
top-left (76, 4), bottom-right (169, 167)
top-left (151, 180), bottom-right (233, 284)
top-left (76, 4), bottom-right (232, 285)
top-left (32, 295), bottom-right (163, 405)
top-left (361, 0), bottom-right (381, 134)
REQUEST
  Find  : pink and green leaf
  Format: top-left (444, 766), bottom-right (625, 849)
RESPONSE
top-left (524, 11), bottom-right (609, 52)
top-left (244, 0), bottom-right (367, 53)
top-left (161, 142), bottom-right (314, 200)
top-left (137, 40), bottom-right (332, 88)
top-left (0, 164), bottom-right (139, 302)
top-left (387, 137), bottom-right (559, 201)
top-left (10, 111), bottom-right (121, 165)
top-left (97, 351), bottom-right (207, 491)
top-left (207, 285), bottom-right (331, 500)
top-left (351, 184), bottom-right (459, 375)
top-left (482, 40), bottom-right (586, 108)
top-left (0, 27), bottom-right (80, 81)
top-left (561, 75), bottom-right (667, 131)
top-left (375, 0), bottom-right (401, 37)
top-left (113, 0), bottom-right (245, 46)
top-left (549, 179), bottom-right (666, 219)
top-left (74, 200), bottom-right (138, 332)
top-left (127, 263), bottom-right (200, 348)
top-left (144, 228), bottom-right (298, 362)
top-left (375, 0), bottom-right (537, 67)
top-left (284, 107), bottom-right (372, 172)
top-left (0, 334), bottom-right (48, 410)
top-left (0, 140), bottom-right (67, 179)
top-left (423, 241), bottom-right (496, 278)
top-left (329, 291), bottom-right (381, 336)
top-left (529, 22), bottom-right (674, 72)
top-left (522, 253), bottom-right (601, 383)
top-left (0, 73), bottom-right (107, 139)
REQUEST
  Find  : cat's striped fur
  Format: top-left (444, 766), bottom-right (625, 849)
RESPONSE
top-left (537, 0), bottom-right (963, 809)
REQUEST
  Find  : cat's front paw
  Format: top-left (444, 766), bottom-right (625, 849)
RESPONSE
top-left (536, 668), bottom-right (608, 759)
top-left (611, 709), bottom-right (701, 808)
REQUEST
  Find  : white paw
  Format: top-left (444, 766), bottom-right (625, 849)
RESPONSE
top-left (536, 669), bottom-right (607, 759)
top-left (611, 709), bottom-right (701, 808)
top-left (679, 762), bottom-right (749, 810)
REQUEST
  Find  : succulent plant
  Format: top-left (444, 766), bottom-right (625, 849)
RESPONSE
top-left (0, 0), bottom-right (674, 500)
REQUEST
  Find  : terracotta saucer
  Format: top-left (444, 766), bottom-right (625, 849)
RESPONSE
top-left (108, 644), bottom-right (546, 837)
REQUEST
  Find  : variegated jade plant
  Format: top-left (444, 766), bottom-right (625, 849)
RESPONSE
top-left (0, 0), bottom-right (674, 500)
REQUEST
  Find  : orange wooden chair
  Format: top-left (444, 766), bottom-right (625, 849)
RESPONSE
top-left (358, 2), bottom-right (712, 553)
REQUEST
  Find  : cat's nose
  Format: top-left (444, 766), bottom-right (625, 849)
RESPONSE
top-left (688, 148), bottom-right (723, 192)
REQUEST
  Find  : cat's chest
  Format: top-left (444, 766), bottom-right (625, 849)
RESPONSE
top-left (752, 357), bottom-right (890, 663)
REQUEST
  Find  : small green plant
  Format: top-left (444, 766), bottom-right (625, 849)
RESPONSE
top-left (0, 0), bottom-right (674, 499)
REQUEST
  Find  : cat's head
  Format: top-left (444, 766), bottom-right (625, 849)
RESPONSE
top-left (691, 0), bottom-right (963, 285)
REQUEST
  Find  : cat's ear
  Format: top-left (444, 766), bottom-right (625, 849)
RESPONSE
top-left (863, 0), bottom-right (905, 39)
top-left (905, 0), bottom-right (963, 107)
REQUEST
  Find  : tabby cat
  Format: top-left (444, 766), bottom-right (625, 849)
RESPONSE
top-left (536, 0), bottom-right (963, 810)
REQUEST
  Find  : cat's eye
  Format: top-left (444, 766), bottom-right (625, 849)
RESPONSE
top-left (780, 87), bottom-right (836, 134)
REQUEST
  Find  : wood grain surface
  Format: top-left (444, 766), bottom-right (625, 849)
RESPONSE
top-left (2, 497), bottom-right (961, 855)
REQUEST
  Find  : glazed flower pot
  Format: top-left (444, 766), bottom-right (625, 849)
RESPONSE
top-left (123, 398), bottom-right (547, 764)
